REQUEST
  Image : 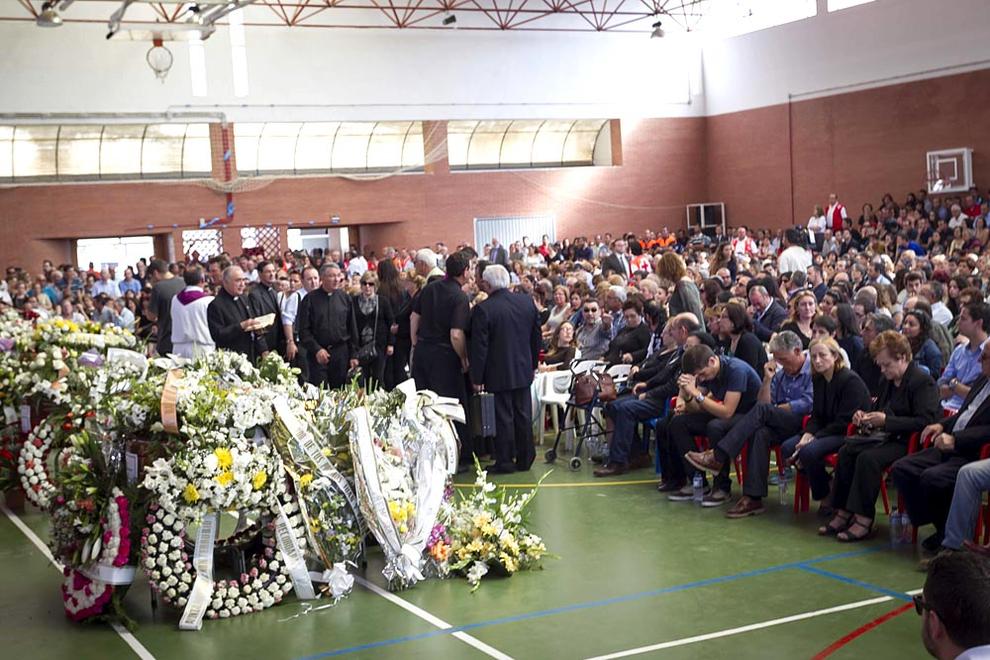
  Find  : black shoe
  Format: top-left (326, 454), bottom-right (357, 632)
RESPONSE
top-left (656, 479), bottom-right (686, 493)
top-left (922, 531), bottom-right (945, 553)
top-left (591, 454), bottom-right (606, 464)
top-left (487, 464), bottom-right (517, 475)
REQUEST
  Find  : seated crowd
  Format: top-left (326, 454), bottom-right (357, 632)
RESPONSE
top-left (5, 188), bottom-right (990, 566)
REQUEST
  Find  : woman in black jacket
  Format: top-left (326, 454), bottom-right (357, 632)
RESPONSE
top-left (819, 331), bottom-right (939, 541)
top-left (604, 300), bottom-right (651, 365)
top-left (716, 301), bottom-right (766, 376)
top-left (781, 337), bottom-right (870, 514)
top-left (352, 272), bottom-right (395, 389)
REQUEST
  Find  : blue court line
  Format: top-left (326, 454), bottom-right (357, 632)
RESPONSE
top-left (296, 546), bottom-right (884, 659)
top-left (797, 564), bottom-right (914, 602)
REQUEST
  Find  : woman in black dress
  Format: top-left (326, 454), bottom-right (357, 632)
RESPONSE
top-left (377, 259), bottom-right (410, 390)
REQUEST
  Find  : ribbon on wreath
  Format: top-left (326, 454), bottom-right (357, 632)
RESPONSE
top-left (274, 499), bottom-right (316, 600)
top-left (179, 512), bottom-right (218, 631)
top-left (160, 369), bottom-right (184, 434)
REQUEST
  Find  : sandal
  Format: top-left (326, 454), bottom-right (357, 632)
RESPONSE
top-left (837, 517), bottom-right (877, 543)
top-left (818, 511), bottom-right (851, 536)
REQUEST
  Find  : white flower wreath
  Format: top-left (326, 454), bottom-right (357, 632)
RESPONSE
top-left (17, 415), bottom-right (59, 509)
top-left (140, 492), bottom-right (308, 621)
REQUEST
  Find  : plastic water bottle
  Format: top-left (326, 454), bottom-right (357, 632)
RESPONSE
top-left (692, 473), bottom-right (704, 505)
top-left (778, 471), bottom-right (789, 506)
top-left (889, 509), bottom-right (903, 545)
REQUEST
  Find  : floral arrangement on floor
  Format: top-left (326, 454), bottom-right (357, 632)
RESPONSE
top-left (442, 460), bottom-right (549, 591)
top-left (48, 427), bottom-right (138, 625)
top-left (348, 385), bottom-right (463, 591)
top-left (0, 306), bottom-right (546, 628)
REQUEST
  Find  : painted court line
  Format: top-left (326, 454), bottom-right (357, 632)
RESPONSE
top-left (584, 595), bottom-right (898, 660)
top-left (298, 548), bottom-right (883, 658)
top-left (797, 564), bottom-right (913, 602)
top-left (353, 576), bottom-right (513, 660)
top-left (454, 479), bottom-right (658, 489)
top-left (0, 502), bottom-right (157, 660)
top-left (812, 601), bottom-right (915, 660)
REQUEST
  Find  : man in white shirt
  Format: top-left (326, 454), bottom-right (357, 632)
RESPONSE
top-left (924, 282), bottom-right (954, 327)
top-left (826, 192), bottom-right (847, 233)
top-left (917, 552), bottom-right (990, 660)
top-left (731, 226), bottom-right (756, 259)
top-left (280, 266), bottom-right (319, 381)
top-left (91, 270), bottom-right (118, 299)
top-left (170, 267), bottom-right (216, 359)
top-left (346, 252), bottom-right (369, 278)
top-left (948, 204), bottom-right (970, 230)
top-left (777, 228), bottom-right (813, 275)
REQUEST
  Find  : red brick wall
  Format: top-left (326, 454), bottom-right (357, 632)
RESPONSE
top-left (708, 68), bottom-right (990, 230)
top-left (0, 117), bottom-right (707, 268)
top-left (3, 67), bottom-right (990, 270)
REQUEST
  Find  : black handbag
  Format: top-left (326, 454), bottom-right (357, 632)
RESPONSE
top-left (470, 392), bottom-right (497, 439)
top-left (356, 300), bottom-right (379, 365)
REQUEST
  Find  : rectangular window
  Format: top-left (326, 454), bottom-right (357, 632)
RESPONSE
top-left (0, 123), bottom-right (212, 182)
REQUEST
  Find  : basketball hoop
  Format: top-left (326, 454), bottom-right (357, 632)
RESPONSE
top-left (146, 38), bottom-right (174, 82)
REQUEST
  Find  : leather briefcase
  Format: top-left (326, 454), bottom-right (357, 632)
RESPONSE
top-left (470, 392), bottom-right (497, 439)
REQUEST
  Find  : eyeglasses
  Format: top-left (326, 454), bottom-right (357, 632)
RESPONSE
top-left (583, 307), bottom-right (598, 313)
top-left (913, 594), bottom-right (934, 616)
top-left (361, 282), bottom-right (376, 287)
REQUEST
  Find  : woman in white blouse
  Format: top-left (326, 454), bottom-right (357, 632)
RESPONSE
top-left (808, 205), bottom-right (827, 252)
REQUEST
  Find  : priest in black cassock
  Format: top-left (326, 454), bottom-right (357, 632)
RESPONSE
top-left (297, 263), bottom-right (359, 389)
top-left (207, 266), bottom-right (268, 363)
top-left (248, 260), bottom-right (286, 357)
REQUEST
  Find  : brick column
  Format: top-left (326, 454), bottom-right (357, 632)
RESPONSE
top-left (422, 120), bottom-right (449, 176)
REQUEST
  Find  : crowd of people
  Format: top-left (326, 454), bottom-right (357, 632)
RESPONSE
top-left (5, 187), bottom-right (990, 573)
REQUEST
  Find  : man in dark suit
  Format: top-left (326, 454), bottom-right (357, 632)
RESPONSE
top-left (298, 264), bottom-right (359, 389)
top-left (600, 239), bottom-right (632, 280)
top-left (207, 265), bottom-right (268, 363)
top-left (748, 285), bottom-right (787, 342)
top-left (892, 341), bottom-right (990, 553)
top-left (489, 238), bottom-right (510, 269)
top-left (469, 264), bottom-right (542, 474)
top-left (248, 260), bottom-right (286, 358)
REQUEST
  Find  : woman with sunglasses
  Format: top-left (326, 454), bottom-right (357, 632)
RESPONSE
top-left (351, 272), bottom-right (394, 389)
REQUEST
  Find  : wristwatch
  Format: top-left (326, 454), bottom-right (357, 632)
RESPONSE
top-left (949, 377), bottom-right (959, 389)
top-left (694, 393), bottom-right (705, 404)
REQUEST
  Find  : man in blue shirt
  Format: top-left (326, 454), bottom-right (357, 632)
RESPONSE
top-left (938, 303), bottom-right (990, 412)
top-left (118, 267), bottom-right (142, 296)
top-left (686, 331), bottom-right (813, 517)
top-left (667, 343), bottom-right (762, 505)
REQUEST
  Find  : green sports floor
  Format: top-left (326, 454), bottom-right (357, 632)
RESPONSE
top-left (0, 463), bottom-right (932, 660)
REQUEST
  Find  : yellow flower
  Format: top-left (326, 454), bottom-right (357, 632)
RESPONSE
top-left (182, 483), bottom-right (200, 503)
top-left (321, 447), bottom-right (333, 458)
top-left (215, 470), bottom-right (234, 487)
top-left (299, 473), bottom-right (314, 489)
top-left (309, 519), bottom-right (322, 534)
top-left (481, 523), bottom-right (497, 537)
top-left (252, 471), bottom-right (268, 490)
top-left (214, 447), bottom-right (233, 470)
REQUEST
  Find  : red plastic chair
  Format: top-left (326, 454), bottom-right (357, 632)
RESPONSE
top-left (792, 421), bottom-right (920, 517)
top-left (669, 397), bottom-right (743, 484)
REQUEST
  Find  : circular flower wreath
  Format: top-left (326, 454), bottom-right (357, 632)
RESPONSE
top-left (141, 493), bottom-right (308, 620)
top-left (18, 416), bottom-right (59, 509)
top-left (18, 410), bottom-right (88, 509)
top-left (62, 488), bottom-right (133, 622)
